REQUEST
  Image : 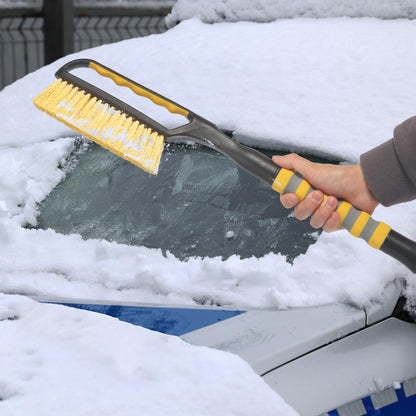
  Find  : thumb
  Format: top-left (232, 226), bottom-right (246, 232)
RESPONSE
top-left (272, 154), bottom-right (317, 182)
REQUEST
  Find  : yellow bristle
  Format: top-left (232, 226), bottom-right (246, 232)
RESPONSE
top-left (58, 85), bottom-right (82, 113)
top-left (33, 79), bottom-right (165, 174)
top-left (88, 101), bottom-right (112, 133)
top-left (75, 94), bottom-right (97, 119)
top-left (33, 79), bottom-right (71, 114)
top-left (126, 120), bottom-right (140, 143)
top-left (50, 81), bottom-right (76, 110)
top-left (94, 103), bottom-right (114, 136)
top-left (134, 123), bottom-right (146, 145)
top-left (69, 92), bottom-right (93, 118)
top-left (113, 139), bottom-right (124, 152)
top-left (112, 114), bottom-right (129, 138)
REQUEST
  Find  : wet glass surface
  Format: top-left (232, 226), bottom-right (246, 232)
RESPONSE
top-left (35, 139), bottom-right (324, 262)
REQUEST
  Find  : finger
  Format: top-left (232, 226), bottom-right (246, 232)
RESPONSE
top-left (280, 193), bottom-right (299, 209)
top-left (323, 211), bottom-right (341, 233)
top-left (310, 196), bottom-right (338, 229)
top-left (272, 154), bottom-right (316, 179)
top-left (293, 190), bottom-right (324, 221)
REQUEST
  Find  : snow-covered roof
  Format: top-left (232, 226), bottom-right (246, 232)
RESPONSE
top-left (167, 0), bottom-right (416, 26)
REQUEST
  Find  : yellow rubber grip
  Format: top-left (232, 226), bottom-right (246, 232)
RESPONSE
top-left (272, 168), bottom-right (294, 193)
top-left (294, 179), bottom-right (311, 201)
top-left (368, 222), bottom-right (392, 249)
top-left (349, 211), bottom-right (371, 237)
top-left (271, 169), bottom-right (391, 250)
top-left (89, 61), bottom-right (189, 118)
top-left (336, 201), bottom-right (352, 224)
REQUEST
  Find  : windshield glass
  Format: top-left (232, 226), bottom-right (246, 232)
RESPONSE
top-left (35, 139), bottom-right (324, 262)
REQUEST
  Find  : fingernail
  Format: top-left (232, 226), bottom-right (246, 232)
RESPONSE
top-left (326, 197), bottom-right (337, 209)
top-left (330, 212), bottom-right (341, 227)
top-left (287, 195), bottom-right (298, 207)
top-left (311, 192), bottom-right (323, 203)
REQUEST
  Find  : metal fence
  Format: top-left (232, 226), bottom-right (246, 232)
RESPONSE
top-left (0, 2), bottom-right (173, 90)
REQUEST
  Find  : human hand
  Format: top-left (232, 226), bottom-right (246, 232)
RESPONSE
top-left (272, 154), bottom-right (379, 233)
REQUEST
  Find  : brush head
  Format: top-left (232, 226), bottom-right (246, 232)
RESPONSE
top-left (33, 78), bottom-right (165, 175)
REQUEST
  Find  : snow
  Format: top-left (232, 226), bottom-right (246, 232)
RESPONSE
top-left (167, 0), bottom-right (416, 25)
top-left (0, 294), bottom-right (295, 416)
top-left (1, 6), bottom-right (416, 416)
top-left (1, 19), bottom-right (415, 303)
top-left (4, 18), bottom-right (416, 161)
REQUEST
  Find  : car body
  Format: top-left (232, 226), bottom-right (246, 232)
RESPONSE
top-left (38, 277), bottom-right (416, 416)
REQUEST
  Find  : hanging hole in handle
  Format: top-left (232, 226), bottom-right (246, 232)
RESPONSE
top-left (70, 66), bottom-right (190, 130)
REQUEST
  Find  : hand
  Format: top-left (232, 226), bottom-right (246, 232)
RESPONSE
top-left (272, 154), bottom-right (379, 233)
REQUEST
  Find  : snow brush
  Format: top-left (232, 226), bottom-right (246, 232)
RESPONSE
top-left (33, 58), bottom-right (416, 273)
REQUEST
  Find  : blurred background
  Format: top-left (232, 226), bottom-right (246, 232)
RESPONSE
top-left (0, 0), bottom-right (175, 90)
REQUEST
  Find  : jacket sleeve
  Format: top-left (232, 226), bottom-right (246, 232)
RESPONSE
top-left (360, 116), bottom-right (416, 206)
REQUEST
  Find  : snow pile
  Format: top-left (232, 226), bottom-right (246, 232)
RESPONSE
top-left (0, 139), bottom-right (76, 226)
top-left (1, 216), bottom-right (406, 308)
top-left (167, 0), bottom-right (416, 26)
top-left (0, 294), bottom-right (296, 416)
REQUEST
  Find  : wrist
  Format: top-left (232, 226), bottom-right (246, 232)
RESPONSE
top-left (353, 162), bottom-right (379, 212)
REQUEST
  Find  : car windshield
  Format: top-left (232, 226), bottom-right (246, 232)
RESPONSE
top-left (34, 138), bottom-right (325, 262)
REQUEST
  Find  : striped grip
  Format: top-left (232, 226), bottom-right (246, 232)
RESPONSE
top-left (272, 168), bottom-right (391, 249)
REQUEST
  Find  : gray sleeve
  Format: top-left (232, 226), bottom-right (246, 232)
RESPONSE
top-left (360, 116), bottom-right (416, 207)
